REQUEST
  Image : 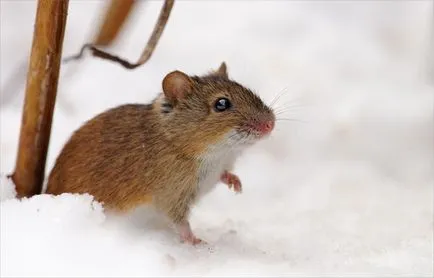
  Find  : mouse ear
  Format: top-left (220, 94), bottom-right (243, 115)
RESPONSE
top-left (215, 62), bottom-right (228, 78)
top-left (162, 71), bottom-right (193, 101)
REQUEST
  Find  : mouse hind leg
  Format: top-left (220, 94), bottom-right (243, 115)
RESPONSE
top-left (176, 220), bottom-right (203, 245)
top-left (154, 189), bottom-right (205, 245)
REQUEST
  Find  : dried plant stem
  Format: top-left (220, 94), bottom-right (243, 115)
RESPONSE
top-left (9, 0), bottom-right (69, 198)
top-left (93, 0), bottom-right (137, 46)
top-left (64, 0), bottom-right (175, 69)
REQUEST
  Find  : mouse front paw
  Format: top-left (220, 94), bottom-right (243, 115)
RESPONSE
top-left (220, 170), bottom-right (242, 194)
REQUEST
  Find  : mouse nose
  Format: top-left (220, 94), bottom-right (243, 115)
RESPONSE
top-left (257, 120), bottom-right (275, 135)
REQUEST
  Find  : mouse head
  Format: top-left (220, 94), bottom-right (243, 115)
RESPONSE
top-left (160, 62), bottom-right (275, 153)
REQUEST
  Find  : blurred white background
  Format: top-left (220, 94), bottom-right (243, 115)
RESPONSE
top-left (1, 1), bottom-right (433, 277)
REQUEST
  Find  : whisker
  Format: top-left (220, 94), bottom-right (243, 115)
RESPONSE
top-left (276, 99), bottom-right (307, 108)
top-left (273, 99), bottom-right (308, 110)
top-left (273, 94), bottom-right (308, 111)
top-left (269, 87), bottom-right (289, 108)
top-left (273, 104), bottom-right (307, 116)
top-left (274, 105), bottom-right (306, 115)
top-left (274, 109), bottom-right (299, 116)
top-left (275, 118), bottom-right (308, 124)
top-left (274, 107), bottom-right (306, 115)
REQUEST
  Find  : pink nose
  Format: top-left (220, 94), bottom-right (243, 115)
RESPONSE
top-left (256, 120), bottom-right (275, 135)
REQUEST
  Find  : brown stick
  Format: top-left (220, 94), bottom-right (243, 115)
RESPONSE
top-left (93, 0), bottom-right (137, 46)
top-left (63, 0), bottom-right (175, 70)
top-left (9, 0), bottom-right (69, 198)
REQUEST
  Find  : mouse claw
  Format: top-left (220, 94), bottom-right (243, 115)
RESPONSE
top-left (221, 171), bottom-right (242, 194)
top-left (234, 183), bottom-right (242, 194)
top-left (180, 236), bottom-right (204, 245)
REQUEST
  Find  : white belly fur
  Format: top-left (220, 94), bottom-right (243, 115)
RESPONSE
top-left (196, 131), bottom-right (246, 198)
top-left (197, 153), bottom-right (236, 198)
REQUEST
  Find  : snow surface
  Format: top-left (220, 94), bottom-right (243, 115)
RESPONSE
top-left (1, 1), bottom-right (433, 277)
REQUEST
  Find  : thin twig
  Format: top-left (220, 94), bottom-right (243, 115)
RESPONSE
top-left (63, 0), bottom-right (175, 69)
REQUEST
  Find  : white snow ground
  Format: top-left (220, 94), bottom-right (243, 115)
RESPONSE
top-left (1, 1), bottom-right (433, 277)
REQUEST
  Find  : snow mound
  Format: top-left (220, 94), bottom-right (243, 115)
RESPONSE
top-left (0, 192), bottom-right (171, 277)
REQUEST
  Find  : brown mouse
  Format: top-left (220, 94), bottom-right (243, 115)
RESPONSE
top-left (45, 62), bottom-right (275, 245)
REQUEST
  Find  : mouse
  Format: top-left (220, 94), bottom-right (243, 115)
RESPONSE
top-left (45, 62), bottom-right (275, 245)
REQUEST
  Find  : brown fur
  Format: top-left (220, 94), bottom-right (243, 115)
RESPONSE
top-left (46, 62), bottom-right (274, 228)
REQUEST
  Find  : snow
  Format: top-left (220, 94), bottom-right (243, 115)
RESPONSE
top-left (1, 1), bottom-right (433, 277)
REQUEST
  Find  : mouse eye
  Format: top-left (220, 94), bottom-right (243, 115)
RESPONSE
top-left (214, 98), bottom-right (232, 112)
